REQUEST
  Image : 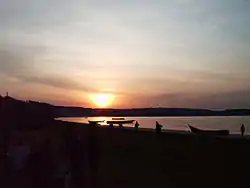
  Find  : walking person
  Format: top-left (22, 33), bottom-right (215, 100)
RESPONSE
top-left (134, 121), bottom-right (140, 131)
top-left (119, 124), bottom-right (123, 129)
top-left (155, 121), bottom-right (163, 133)
top-left (241, 124), bottom-right (245, 137)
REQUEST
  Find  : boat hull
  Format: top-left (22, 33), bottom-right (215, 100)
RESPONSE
top-left (188, 125), bottom-right (229, 136)
top-left (112, 118), bottom-right (125, 120)
top-left (88, 120), bottom-right (104, 124)
top-left (107, 120), bottom-right (135, 124)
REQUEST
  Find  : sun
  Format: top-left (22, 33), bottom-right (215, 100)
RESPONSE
top-left (90, 93), bottom-right (115, 108)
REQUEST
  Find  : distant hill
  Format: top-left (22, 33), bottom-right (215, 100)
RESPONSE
top-left (1, 96), bottom-right (250, 118)
top-left (0, 96), bottom-right (54, 130)
top-left (53, 106), bottom-right (92, 117)
top-left (54, 105), bottom-right (250, 117)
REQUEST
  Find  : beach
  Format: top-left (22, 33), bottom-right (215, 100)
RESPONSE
top-left (58, 116), bottom-right (250, 135)
top-left (67, 120), bottom-right (250, 188)
top-left (5, 120), bottom-right (250, 188)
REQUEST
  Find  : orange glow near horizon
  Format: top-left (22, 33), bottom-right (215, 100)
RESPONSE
top-left (90, 93), bottom-right (115, 108)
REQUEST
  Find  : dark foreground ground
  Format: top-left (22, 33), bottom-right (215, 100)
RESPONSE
top-left (2, 120), bottom-right (250, 188)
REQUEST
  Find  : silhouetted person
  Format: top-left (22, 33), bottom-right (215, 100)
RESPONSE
top-left (109, 123), bottom-right (114, 128)
top-left (155, 121), bottom-right (163, 133)
top-left (119, 124), bottom-right (123, 128)
top-left (134, 121), bottom-right (140, 131)
top-left (241, 124), bottom-right (245, 137)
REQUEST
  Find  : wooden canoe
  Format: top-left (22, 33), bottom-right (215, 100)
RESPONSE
top-left (106, 120), bottom-right (135, 124)
top-left (188, 125), bottom-right (229, 136)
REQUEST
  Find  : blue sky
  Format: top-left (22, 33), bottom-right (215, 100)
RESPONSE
top-left (1, 0), bottom-right (250, 108)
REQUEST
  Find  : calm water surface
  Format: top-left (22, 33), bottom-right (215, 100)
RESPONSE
top-left (58, 116), bottom-right (250, 134)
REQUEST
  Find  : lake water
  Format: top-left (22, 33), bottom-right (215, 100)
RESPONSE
top-left (58, 116), bottom-right (250, 135)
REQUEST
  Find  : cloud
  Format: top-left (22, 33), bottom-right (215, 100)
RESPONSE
top-left (0, 48), bottom-right (96, 92)
top-left (16, 74), bottom-right (95, 92)
top-left (0, 50), bottom-right (29, 74)
top-left (143, 89), bottom-right (250, 109)
top-left (199, 89), bottom-right (250, 109)
top-left (0, 44), bottom-right (48, 74)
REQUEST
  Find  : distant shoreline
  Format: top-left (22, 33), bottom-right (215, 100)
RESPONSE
top-left (54, 107), bottom-right (250, 117)
top-left (55, 114), bottom-right (250, 118)
top-left (1, 96), bottom-right (250, 118)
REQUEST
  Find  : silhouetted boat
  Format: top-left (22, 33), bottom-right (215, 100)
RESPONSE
top-left (106, 120), bottom-right (135, 124)
top-left (88, 120), bottom-right (105, 124)
top-left (188, 124), bottom-right (229, 136)
top-left (112, 117), bottom-right (125, 120)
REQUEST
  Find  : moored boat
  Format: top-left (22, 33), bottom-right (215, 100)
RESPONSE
top-left (88, 120), bottom-right (105, 124)
top-left (112, 117), bottom-right (125, 120)
top-left (106, 120), bottom-right (135, 124)
top-left (188, 124), bottom-right (229, 136)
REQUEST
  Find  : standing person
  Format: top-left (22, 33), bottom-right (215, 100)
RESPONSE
top-left (119, 124), bottom-right (123, 129)
top-left (155, 121), bottom-right (163, 133)
top-left (134, 121), bottom-right (140, 131)
top-left (241, 124), bottom-right (245, 137)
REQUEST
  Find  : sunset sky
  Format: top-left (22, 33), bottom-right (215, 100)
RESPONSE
top-left (1, 0), bottom-right (250, 108)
